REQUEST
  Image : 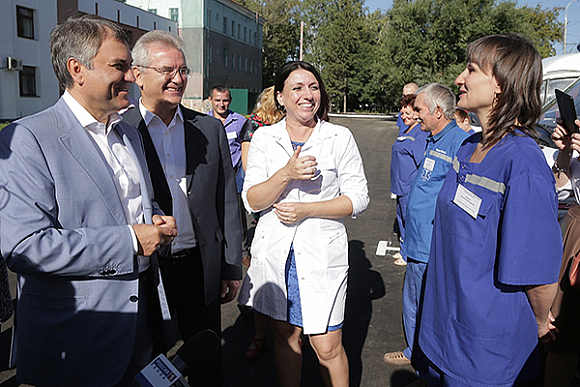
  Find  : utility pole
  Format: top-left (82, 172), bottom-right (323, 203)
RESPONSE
top-left (564, 0), bottom-right (579, 54)
top-left (300, 21), bottom-right (304, 61)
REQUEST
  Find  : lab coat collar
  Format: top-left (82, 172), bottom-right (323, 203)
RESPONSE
top-left (268, 118), bottom-right (331, 155)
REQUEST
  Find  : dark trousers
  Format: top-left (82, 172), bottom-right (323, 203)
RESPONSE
top-left (161, 247), bottom-right (222, 387)
top-left (114, 268), bottom-right (156, 387)
top-left (238, 192), bottom-right (250, 258)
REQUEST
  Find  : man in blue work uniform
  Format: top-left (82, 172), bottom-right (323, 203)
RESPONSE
top-left (383, 83), bottom-right (468, 370)
top-left (208, 85), bottom-right (250, 259)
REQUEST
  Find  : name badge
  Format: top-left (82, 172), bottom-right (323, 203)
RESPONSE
top-left (453, 184), bottom-right (481, 219)
top-left (423, 157), bottom-right (435, 172)
top-left (227, 131), bottom-right (238, 140)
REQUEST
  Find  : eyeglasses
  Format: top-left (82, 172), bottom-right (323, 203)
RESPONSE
top-left (138, 65), bottom-right (191, 78)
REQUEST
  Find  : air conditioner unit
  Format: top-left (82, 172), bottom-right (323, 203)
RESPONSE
top-left (6, 57), bottom-right (23, 71)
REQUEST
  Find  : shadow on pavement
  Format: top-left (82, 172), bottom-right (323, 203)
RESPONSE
top-left (0, 326), bottom-right (17, 387)
top-left (390, 369), bottom-right (421, 387)
top-left (343, 240), bottom-right (385, 387)
top-left (0, 328), bottom-right (11, 373)
top-left (222, 239), bottom-right (385, 387)
top-left (221, 305), bottom-right (326, 386)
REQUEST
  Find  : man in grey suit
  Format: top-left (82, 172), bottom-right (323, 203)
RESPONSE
top-left (0, 15), bottom-right (177, 387)
top-left (123, 31), bottom-right (242, 387)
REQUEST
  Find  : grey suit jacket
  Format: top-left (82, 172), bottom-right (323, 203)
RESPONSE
top-left (0, 98), bottom-right (172, 387)
top-left (123, 105), bottom-right (242, 305)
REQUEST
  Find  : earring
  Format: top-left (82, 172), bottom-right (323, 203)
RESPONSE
top-left (279, 105), bottom-right (286, 113)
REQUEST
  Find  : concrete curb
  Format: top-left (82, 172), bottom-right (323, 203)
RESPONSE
top-left (329, 113), bottom-right (396, 119)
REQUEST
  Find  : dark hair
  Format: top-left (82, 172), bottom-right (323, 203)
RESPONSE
top-left (50, 14), bottom-right (127, 89)
top-left (398, 94), bottom-right (417, 110)
top-left (454, 108), bottom-right (469, 122)
top-left (210, 85), bottom-right (231, 99)
top-left (466, 33), bottom-right (542, 147)
top-left (274, 61), bottom-right (330, 121)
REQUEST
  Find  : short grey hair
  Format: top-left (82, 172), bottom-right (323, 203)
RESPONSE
top-left (50, 14), bottom-right (127, 90)
top-left (416, 83), bottom-right (456, 120)
top-left (132, 30), bottom-right (185, 67)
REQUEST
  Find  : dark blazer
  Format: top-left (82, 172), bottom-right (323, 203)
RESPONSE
top-left (123, 105), bottom-right (242, 305)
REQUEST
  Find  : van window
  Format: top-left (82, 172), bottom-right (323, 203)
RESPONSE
top-left (542, 77), bottom-right (579, 106)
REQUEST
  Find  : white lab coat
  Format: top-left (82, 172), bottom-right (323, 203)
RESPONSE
top-left (238, 118), bottom-right (369, 334)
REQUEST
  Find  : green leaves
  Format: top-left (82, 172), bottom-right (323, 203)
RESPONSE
top-left (244, 0), bottom-right (563, 112)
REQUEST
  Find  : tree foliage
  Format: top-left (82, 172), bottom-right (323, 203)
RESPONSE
top-left (317, 0), bottom-right (366, 112)
top-left (248, 0), bottom-right (563, 112)
top-left (238, 0), bottom-right (301, 86)
top-left (381, 0), bottom-right (563, 110)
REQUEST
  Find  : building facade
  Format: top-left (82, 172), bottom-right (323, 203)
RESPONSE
top-left (0, 0), bottom-right (177, 121)
top-left (126, 0), bottom-right (264, 110)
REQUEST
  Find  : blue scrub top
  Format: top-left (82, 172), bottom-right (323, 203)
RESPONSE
top-left (390, 123), bottom-right (429, 196)
top-left (419, 132), bottom-right (563, 386)
top-left (403, 120), bottom-right (468, 262)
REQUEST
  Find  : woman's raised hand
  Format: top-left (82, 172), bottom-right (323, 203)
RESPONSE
top-left (284, 145), bottom-right (318, 181)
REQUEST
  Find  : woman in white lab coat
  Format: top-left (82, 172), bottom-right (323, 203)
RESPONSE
top-left (239, 61), bottom-right (369, 387)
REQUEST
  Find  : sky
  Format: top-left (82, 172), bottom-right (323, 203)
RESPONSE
top-left (364, 0), bottom-right (580, 56)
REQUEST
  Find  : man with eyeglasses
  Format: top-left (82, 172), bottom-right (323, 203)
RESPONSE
top-left (123, 30), bottom-right (242, 387)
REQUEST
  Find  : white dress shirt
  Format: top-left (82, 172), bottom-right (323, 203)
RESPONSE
top-left (62, 91), bottom-right (149, 271)
top-left (139, 101), bottom-right (196, 253)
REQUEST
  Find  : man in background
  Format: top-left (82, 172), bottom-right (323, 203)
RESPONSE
top-left (383, 84), bottom-right (468, 373)
top-left (209, 85), bottom-right (251, 260)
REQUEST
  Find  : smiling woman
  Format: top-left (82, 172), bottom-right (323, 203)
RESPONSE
top-left (238, 61), bottom-right (369, 387)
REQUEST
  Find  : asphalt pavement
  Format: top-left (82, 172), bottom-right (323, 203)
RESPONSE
top-left (0, 116), bottom-right (418, 387)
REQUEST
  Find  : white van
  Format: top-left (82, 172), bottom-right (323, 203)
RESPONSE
top-left (541, 52), bottom-right (580, 107)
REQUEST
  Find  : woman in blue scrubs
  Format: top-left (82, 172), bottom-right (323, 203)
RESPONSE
top-left (417, 34), bottom-right (563, 386)
top-left (390, 94), bottom-right (429, 265)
